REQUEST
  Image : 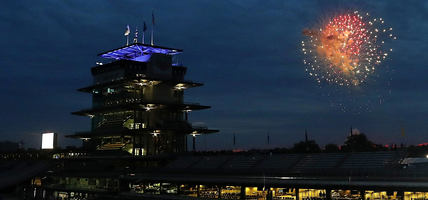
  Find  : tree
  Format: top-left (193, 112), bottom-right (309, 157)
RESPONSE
top-left (324, 143), bottom-right (340, 153)
top-left (341, 133), bottom-right (375, 152)
top-left (293, 140), bottom-right (321, 153)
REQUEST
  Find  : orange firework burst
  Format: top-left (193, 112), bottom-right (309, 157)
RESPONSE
top-left (302, 11), bottom-right (395, 88)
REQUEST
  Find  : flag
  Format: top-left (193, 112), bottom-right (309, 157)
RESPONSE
top-left (143, 20), bottom-right (147, 32)
top-left (133, 27), bottom-right (138, 43)
top-left (152, 10), bottom-right (155, 25)
top-left (401, 126), bottom-right (405, 137)
top-left (305, 130), bottom-right (308, 142)
top-left (233, 134), bottom-right (236, 145)
top-left (124, 25), bottom-right (130, 36)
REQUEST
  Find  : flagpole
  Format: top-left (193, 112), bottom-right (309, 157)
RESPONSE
top-left (151, 28), bottom-right (153, 46)
top-left (233, 133), bottom-right (236, 151)
top-left (142, 18), bottom-right (146, 44)
top-left (305, 129), bottom-right (308, 142)
top-left (267, 131), bottom-right (270, 149)
top-left (133, 27), bottom-right (138, 43)
top-left (127, 35), bottom-right (129, 46)
top-left (401, 125), bottom-right (405, 149)
top-left (151, 9), bottom-right (154, 46)
top-left (142, 30), bottom-right (145, 44)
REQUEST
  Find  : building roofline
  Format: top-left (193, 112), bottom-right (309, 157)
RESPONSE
top-left (98, 43), bottom-right (183, 60)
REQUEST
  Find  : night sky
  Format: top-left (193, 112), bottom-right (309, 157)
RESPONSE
top-left (1, 0), bottom-right (427, 151)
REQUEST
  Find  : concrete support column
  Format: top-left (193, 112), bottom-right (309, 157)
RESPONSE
top-left (360, 190), bottom-right (365, 200)
top-left (193, 136), bottom-right (196, 152)
top-left (146, 135), bottom-right (150, 155)
top-left (240, 186), bottom-right (246, 200)
top-left (398, 191), bottom-right (405, 200)
top-left (132, 135), bottom-right (136, 155)
top-left (176, 184), bottom-right (181, 196)
top-left (139, 136), bottom-right (143, 156)
top-left (326, 189), bottom-right (331, 200)
top-left (197, 185), bottom-right (200, 197)
top-left (267, 189), bottom-right (273, 200)
top-left (296, 188), bottom-right (300, 200)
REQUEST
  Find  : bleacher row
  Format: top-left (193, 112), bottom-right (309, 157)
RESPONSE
top-left (165, 151), bottom-right (402, 172)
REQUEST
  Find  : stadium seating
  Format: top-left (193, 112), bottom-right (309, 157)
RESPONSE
top-left (221, 155), bottom-right (265, 169)
top-left (340, 151), bottom-right (396, 169)
top-left (164, 156), bottom-right (202, 169)
top-left (191, 156), bottom-right (232, 170)
top-left (254, 154), bottom-right (304, 170)
top-left (293, 153), bottom-right (345, 170)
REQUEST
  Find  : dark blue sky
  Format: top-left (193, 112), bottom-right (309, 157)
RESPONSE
top-left (1, 0), bottom-right (427, 150)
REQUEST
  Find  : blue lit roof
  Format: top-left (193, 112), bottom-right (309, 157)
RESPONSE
top-left (98, 43), bottom-right (183, 60)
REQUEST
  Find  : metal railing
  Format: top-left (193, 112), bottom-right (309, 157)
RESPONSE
top-left (78, 98), bottom-right (202, 111)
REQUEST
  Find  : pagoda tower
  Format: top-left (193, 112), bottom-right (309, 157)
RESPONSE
top-left (67, 43), bottom-right (218, 155)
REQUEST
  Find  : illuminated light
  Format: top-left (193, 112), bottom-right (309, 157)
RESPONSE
top-left (151, 131), bottom-right (161, 137)
top-left (191, 131), bottom-right (201, 137)
top-left (41, 133), bottom-right (56, 150)
top-left (174, 83), bottom-right (187, 90)
top-left (301, 10), bottom-right (395, 113)
top-left (99, 44), bottom-right (183, 60)
top-left (145, 104), bottom-right (156, 111)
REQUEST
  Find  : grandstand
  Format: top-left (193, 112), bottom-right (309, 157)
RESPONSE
top-left (254, 154), bottom-right (304, 171)
top-left (191, 155), bottom-right (232, 170)
top-left (340, 151), bottom-right (398, 169)
top-left (293, 153), bottom-right (346, 171)
top-left (162, 151), bottom-right (404, 176)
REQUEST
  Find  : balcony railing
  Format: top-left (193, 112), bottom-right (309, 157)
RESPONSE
top-left (73, 120), bottom-right (208, 135)
top-left (78, 98), bottom-right (202, 112)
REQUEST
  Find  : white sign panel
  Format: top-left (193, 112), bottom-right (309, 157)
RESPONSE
top-left (41, 132), bottom-right (55, 149)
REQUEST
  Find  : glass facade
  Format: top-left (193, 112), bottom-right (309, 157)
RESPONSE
top-left (300, 189), bottom-right (327, 200)
top-left (404, 192), bottom-right (428, 200)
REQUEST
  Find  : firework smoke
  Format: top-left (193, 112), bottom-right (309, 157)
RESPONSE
top-left (302, 11), bottom-right (395, 88)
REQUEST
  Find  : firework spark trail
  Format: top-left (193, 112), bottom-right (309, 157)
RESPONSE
top-left (302, 11), bottom-right (395, 88)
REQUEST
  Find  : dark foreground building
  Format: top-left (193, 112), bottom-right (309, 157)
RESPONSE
top-left (13, 150), bottom-right (428, 200)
